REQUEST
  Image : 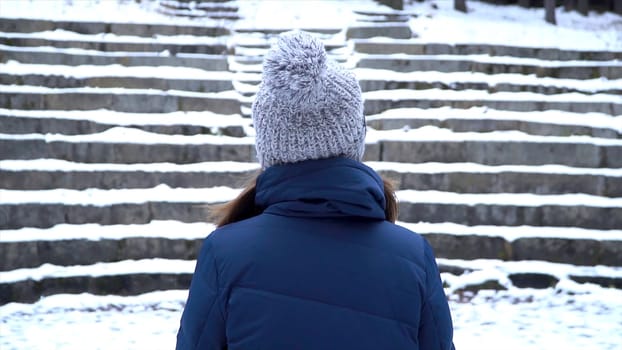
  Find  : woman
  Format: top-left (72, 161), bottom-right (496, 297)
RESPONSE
top-left (176, 30), bottom-right (455, 350)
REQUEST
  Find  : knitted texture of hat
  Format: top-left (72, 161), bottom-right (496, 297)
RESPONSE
top-left (252, 30), bottom-right (365, 168)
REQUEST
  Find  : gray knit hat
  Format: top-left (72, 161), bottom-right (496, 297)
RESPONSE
top-left (252, 30), bottom-right (365, 168)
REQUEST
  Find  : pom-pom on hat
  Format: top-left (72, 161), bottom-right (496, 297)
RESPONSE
top-left (252, 30), bottom-right (365, 168)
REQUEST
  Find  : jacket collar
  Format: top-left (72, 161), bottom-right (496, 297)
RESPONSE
top-left (255, 157), bottom-right (386, 220)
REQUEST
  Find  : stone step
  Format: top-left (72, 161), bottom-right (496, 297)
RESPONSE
top-left (0, 110), bottom-right (250, 136)
top-left (0, 85), bottom-right (242, 114)
top-left (233, 27), bottom-right (342, 35)
top-left (1, 255), bottom-right (620, 304)
top-left (0, 133), bottom-right (257, 164)
top-left (437, 258), bottom-right (622, 293)
top-left (397, 190), bottom-right (622, 230)
top-left (0, 73), bottom-right (234, 92)
top-left (1, 159), bottom-right (620, 198)
top-left (360, 78), bottom-right (622, 96)
top-left (0, 258), bottom-right (195, 304)
top-left (356, 70), bottom-right (622, 96)
top-left (0, 18), bottom-right (231, 37)
top-left (1, 127), bottom-right (618, 167)
top-left (369, 127), bottom-right (622, 168)
top-left (363, 89), bottom-right (622, 115)
top-left (1, 221), bottom-right (619, 273)
top-left (0, 187), bottom-right (619, 230)
top-left (0, 185), bottom-right (239, 230)
top-left (366, 107), bottom-right (622, 139)
top-left (232, 41), bottom-right (346, 58)
top-left (372, 162), bottom-right (622, 197)
top-left (346, 24), bottom-right (413, 39)
top-left (0, 160), bottom-right (258, 190)
top-left (403, 222), bottom-right (622, 267)
top-left (356, 55), bottom-right (622, 79)
top-left (156, 6), bottom-right (241, 20)
top-left (226, 69), bottom-right (622, 96)
top-left (0, 221), bottom-right (211, 271)
top-left (0, 33), bottom-right (228, 55)
top-left (160, 0), bottom-right (238, 12)
top-left (0, 45), bottom-right (229, 69)
top-left (353, 40), bottom-right (622, 61)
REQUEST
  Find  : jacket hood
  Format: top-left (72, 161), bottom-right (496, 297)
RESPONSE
top-left (255, 157), bottom-right (386, 220)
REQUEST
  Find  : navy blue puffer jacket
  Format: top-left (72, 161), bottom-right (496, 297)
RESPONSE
top-left (177, 157), bottom-right (455, 350)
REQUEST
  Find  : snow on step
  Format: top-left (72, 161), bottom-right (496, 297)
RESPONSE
top-left (354, 68), bottom-right (622, 94)
top-left (0, 258), bottom-right (195, 284)
top-left (1, 220), bottom-right (619, 244)
top-left (0, 30), bottom-right (226, 45)
top-left (366, 107), bottom-right (622, 133)
top-left (363, 89), bottom-right (622, 115)
top-left (2, 256), bottom-right (619, 287)
top-left (366, 126), bottom-right (622, 146)
top-left (1, 186), bottom-right (618, 208)
top-left (367, 161), bottom-right (622, 177)
top-left (438, 258), bottom-right (622, 283)
top-left (0, 61), bottom-right (257, 81)
top-left (396, 190), bottom-right (621, 208)
top-left (0, 126), bottom-right (255, 144)
top-left (3, 159), bottom-right (619, 177)
top-left (0, 84), bottom-right (241, 99)
top-left (4, 125), bottom-right (621, 147)
top-left (0, 0), bottom-right (226, 26)
top-left (0, 43), bottom-right (229, 61)
top-left (399, 222), bottom-right (622, 242)
top-left (0, 109), bottom-right (251, 129)
top-left (354, 53), bottom-right (622, 68)
top-left (0, 185), bottom-right (241, 206)
top-left (0, 289), bottom-right (188, 315)
top-left (363, 89), bottom-right (622, 104)
top-left (0, 220), bottom-right (215, 242)
top-left (0, 159), bottom-right (260, 173)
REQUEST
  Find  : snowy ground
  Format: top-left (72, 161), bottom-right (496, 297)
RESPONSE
top-left (1, 282), bottom-right (621, 350)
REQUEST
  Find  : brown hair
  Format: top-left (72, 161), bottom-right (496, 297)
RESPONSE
top-left (210, 174), bottom-right (399, 227)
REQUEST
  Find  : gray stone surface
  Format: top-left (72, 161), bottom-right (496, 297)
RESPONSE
top-left (0, 169), bottom-right (256, 190)
top-left (0, 115), bottom-right (247, 136)
top-left (235, 27), bottom-right (341, 35)
top-left (0, 139), bottom-right (255, 163)
top-left (2, 200), bottom-right (619, 230)
top-left (569, 275), bottom-right (622, 289)
top-left (398, 202), bottom-right (622, 230)
top-left (356, 57), bottom-right (622, 79)
top-left (353, 41), bottom-right (622, 61)
top-left (512, 238), bottom-right (622, 266)
top-left (0, 74), bottom-right (234, 92)
top-left (364, 97), bottom-right (622, 116)
top-left (0, 202), bottom-right (214, 229)
top-left (0, 237), bottom-right (203, 271)
top-left (0, 91), bottom-right (241, 114)
top-left (508, 273), bottom-right (559, 289)
top-left (379, 140), bottom-right (620, 167)
top-left (367, 117), bottom-right (621, 139)
top-left (0, 273), bottom-right (193, 304)
top-left (0, 18), bottom-right (230, 37)
top-left (0, 48), bottom-right (229, 69)
top-left (359, 78), bottom-right (621, 96)
top-left (0, 37), bottom-right (228, 55)
top-left (346, 24), bottom-right (412, 39)
top-left (423, 233), bottom-right (510, 260)
top-left (376, 170), bottom-right (621, 197)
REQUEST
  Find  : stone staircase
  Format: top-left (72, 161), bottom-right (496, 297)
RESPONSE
top-left (1, 3), bottom-right (621, 304)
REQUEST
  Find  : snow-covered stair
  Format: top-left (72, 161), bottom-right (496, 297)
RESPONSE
top-left (1, 2), bottom-right (621, 304)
